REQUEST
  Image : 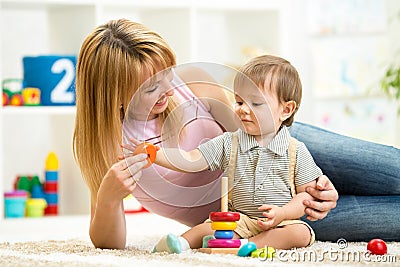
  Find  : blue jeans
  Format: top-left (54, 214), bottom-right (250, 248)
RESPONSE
top-left (290, 122), bottom-right (400, 241)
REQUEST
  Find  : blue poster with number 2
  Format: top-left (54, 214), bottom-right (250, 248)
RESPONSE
top-left (23, 55), bottom-right (76, 106)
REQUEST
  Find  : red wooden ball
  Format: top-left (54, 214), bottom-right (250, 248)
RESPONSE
top-left (367, 239), bottom-right (387, 255)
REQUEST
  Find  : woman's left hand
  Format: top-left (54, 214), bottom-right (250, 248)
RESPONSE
top-left (303, 175), bottom-right (338, 221)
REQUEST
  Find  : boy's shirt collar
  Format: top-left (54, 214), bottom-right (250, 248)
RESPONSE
top-left (237, 126), bottom-right (290, 156)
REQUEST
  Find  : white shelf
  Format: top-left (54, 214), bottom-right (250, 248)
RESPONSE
top-left (0, 0), bottom-right (97, 7)
top-left (2, 106), bottom-right (76, 115)
top-left (194, 0), bottom-right (282, 9)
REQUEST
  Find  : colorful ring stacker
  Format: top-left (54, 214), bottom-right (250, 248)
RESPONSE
top-left (208, 239), bottom-right (241, 248)
top-left (211, 221), bottom-right (237, 230)
top-left (214, 230), bottom-right (234, 239)
top-left (209, 211), bottom-right (240, 222)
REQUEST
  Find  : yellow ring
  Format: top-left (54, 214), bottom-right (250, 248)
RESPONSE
top-left (211, 221), bottom-right (237, 230)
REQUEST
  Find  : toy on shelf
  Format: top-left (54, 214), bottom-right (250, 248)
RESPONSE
top-left (2, 78), bottom-right (24, 106)
top-left (23, 55), bottom-right (76, 106)
top-left (15, 175), bottom-right (32, 193)
top-left (4, 152), bottom-right (60, 218)
top-left (26, 198), bottom-right (47, 217)
top-left (14, 175), bottom-right (45, 198)
top-left (12, 175), bottom-right (47, 218)
top-left (44, 151), bottom-right (59, 215)
top-left (3, 190), bottom-right (28, 218)
top-left (9, 174), bottom-right (48, 218)
top-left (30, 175), bottom-right (46, 199)
top-left (2, 91), bottom-right (9, 106)
top-left (22, 87), bottom-right (41, 106)
top-left (9, 93), bottom-right (24, 106)
top-left (2, 78), bottom-right (42, 106)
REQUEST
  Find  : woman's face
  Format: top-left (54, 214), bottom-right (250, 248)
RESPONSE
top-left (130, 67), bottom-right (175, 121)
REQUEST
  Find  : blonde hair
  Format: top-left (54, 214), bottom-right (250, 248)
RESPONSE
top-left (73, 19), bottom-right (177, 194)
top-left (234, 54), bottom-right (302, 126)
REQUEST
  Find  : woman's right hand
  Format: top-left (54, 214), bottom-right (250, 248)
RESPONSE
top-left (90, 152), bottom-right (149, 249)
top-left (98, 153), bottom-right (149, 206)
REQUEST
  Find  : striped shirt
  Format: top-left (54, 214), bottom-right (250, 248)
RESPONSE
top-left (198, 126), bottom-right (322, 218)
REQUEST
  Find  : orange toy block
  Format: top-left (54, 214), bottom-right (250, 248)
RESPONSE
top-left (133, 142), bottom-right (157, 168)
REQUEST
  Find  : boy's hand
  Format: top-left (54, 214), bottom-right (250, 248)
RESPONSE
top-left (120, 137), bottom-right (142, 155)
top-left (120, 138), bottom-right (159, 168)
top-left (257, 204), bottom-right (286, 230)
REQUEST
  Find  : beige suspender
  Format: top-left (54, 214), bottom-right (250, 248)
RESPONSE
top-left (227, 132), bottom-right (298, 204)
top-left (288, 137), bottom-right (297, 197)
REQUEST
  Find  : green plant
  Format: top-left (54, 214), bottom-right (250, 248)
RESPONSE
top-left (380, 9), bottom-right (400, 115)
top-left (381, 62), bottom-right (400, 115)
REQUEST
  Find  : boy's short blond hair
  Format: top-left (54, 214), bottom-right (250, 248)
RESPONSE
top-left (234, 55), bottom-right (302, 126)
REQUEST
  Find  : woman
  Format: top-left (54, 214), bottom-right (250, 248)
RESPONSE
top-left (74, 19), bottom-right (341, 249)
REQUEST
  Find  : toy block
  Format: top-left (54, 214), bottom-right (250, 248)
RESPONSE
top-left (23, 55), bottom-right (76, 106)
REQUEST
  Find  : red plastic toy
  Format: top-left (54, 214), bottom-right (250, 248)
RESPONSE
top-left (367, 239), bottom-right (387, 255)
top-left (210, 211), bottom-right (240, 222)
top-left (2, 91), bottom-right (8, 106)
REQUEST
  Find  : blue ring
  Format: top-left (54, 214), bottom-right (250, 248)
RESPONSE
top-left (214, 230), bottom-right (234, 239)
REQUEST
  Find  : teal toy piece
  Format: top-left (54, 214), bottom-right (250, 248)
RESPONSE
top-left (4, 190), bottom-right (28, 218)
top-left (202, 235), bottom-right (214, 248)
top-left (237, 242), bottom-right (257, 257)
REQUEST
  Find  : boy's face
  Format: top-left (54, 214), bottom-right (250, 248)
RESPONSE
top-left (234, 80), bottom-right (283, 140)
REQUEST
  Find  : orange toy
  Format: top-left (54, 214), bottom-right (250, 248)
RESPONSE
top-left (133, 142), bottom-right (157, 168)
top-left (2, 91), bottom-right (9, 106)
top-left (10, 94), bottom-right (23, 106)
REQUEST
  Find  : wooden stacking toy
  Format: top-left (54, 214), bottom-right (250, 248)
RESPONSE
top-left (208, 211), bottom-right (241, 249)
top-left (199, 177), bottom-right (273, 257)
top-left (199, 177), bottom-right (242, 254)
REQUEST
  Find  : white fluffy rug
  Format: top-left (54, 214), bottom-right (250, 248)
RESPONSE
top-left (0, 213), bottom-right (398, 266)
